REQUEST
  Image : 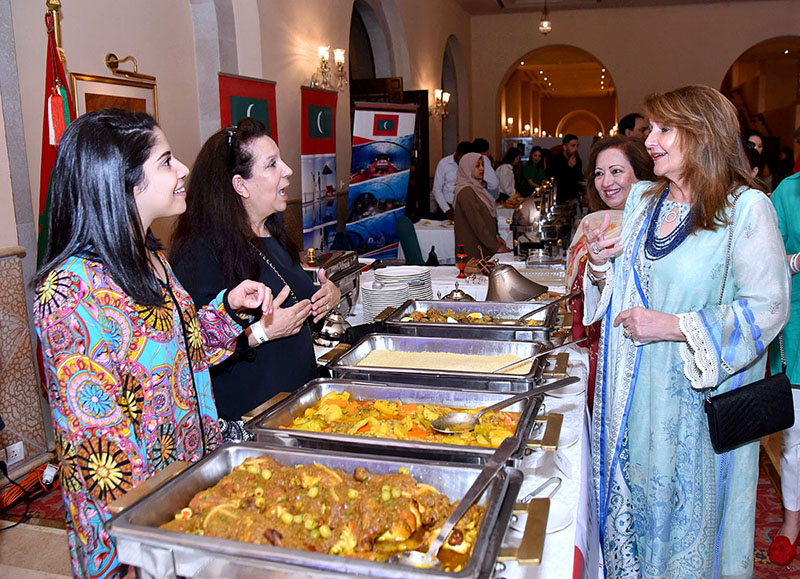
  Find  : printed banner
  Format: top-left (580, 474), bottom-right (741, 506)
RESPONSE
top-left (301, 86), bottom-right (338, 249)
top-left (219, 73), bottom-right (278, 143)
top-left (347, 103), bottom-right (417, 258)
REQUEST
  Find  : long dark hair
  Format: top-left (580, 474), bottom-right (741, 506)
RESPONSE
top-left (34, 109), bottom-right (164, 305)
top-left (584, 136), bottom-right (656, 211)
top-left (171, 117), bottom-right (300, 287)
top-left (527, 146), bottom-right (545, 167)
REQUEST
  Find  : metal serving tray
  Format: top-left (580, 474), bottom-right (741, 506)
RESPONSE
top-left (329, 333), bottom-right (544, 392)
top-left (383, 299), bottom-right (557, 342)
top-left (106, 442), bottom-right (522, 579)
top-left (245, 378), bottom-right (542, 464)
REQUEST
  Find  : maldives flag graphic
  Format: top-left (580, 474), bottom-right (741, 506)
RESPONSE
top-left (373, 114), bottom-right (399, 136)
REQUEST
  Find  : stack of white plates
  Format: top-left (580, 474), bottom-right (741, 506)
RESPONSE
top-left (374, 266), bottom-right (433, 301)
top-left (361, 281), bottom-right (410, 322)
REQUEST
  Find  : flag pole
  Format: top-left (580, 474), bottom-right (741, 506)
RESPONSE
top-left (45, 0), bottom-right (62, 55)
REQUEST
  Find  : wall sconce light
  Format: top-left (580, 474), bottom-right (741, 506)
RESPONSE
top-left (503, 116), bottom-right (514, 135)
top-left (311, 46), bottom-right (331, 89)
top-left (332, 48), bottom-right (348, 91)
top-left (430, 88), bottom-right (451, 118)
top-left (521, 123), bottom-right (531, 137)
top-left (538, 0), bottom-right (552, 35)
top-left (533, 127), bottom-right (539, 136)
top-left (105, 53), bottom-right (155, 82)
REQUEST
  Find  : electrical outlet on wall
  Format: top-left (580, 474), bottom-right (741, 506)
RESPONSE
top-left (6, 441), bottom-right (24, 466)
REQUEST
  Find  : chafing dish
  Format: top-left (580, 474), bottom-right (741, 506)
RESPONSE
top-left (328, 334), bottom-right (545, 391)
top-left (106, 442), bottom-right (522, 578)
top-left (384, 299), bottom-right (557, 342)
top-left (300, 248), bottom-right (361, 316)
top-left (245, 378), bottom-right (542, 464)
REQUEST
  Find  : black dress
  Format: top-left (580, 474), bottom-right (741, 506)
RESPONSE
top-left (172, 237), bottom-right (318, 420)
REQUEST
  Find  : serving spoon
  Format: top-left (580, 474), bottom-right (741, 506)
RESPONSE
top-left (490, 336), bottom-right (587, 375)
top-left (516, 289), bottom-right (582, 324)
top-left (389, 436), bottom-right (520, 569)
top-left (429, 376), bottom-right (580, 434)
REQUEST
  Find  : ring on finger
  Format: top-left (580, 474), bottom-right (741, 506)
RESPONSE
top-left (623, 329), bottom-right (631, 339)
top-left (592, 244), bottom-right (601, 255)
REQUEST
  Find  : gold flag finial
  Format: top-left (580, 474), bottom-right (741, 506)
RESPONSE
top-left (45, 0), bottom-right (63, 51)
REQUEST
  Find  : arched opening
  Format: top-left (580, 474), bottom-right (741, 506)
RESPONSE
top-left (720, 36), bottom-right (800, 186)
top-left (555, 110), bottom-right (605, 138)
top-left (441, 37), bottom-right (458, 155)
top-left (351, 0), bottom-right (393, 79)
top-left (500, 45), bottom-right (617, 139)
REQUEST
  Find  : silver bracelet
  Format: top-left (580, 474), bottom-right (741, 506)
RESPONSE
top-left (589, 259), bottom-right (612, 272)
top-left (791, 253), bottom-right (800, 275)
top-left (249, 320), bottom-right (269, 344)
top-left (587, 266), bottom-right (605, 285)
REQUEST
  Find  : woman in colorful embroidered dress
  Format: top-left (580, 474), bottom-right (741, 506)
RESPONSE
top-left (33, 110), bottom-right (274, 578)
top-left (582, 85), bottom-right (790, 578)
top-left (566, 136), bottom-right (654, 410)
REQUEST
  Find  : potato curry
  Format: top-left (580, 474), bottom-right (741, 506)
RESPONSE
top-left (283, 391), bottom-right (519, 447)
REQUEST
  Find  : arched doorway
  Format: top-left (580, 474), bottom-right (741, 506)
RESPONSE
top-left (442, 39), bottom-right (458, 156)
top-left (500, 45), bottom-right (616, 138)
top-left (555, 109), bottom-right (605, 138)
top-left (720, 36), bottom-right (800, 186)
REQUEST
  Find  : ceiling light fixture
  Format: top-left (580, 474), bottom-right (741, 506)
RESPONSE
top-left (538, 0), bottom-right (552, 35)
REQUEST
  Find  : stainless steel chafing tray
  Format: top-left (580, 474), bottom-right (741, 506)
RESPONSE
top-left (245, 378), bottom-right (542, 464)
top-left (383, 299), bottom-right (557, 342)
top-left (328, 333), bottom-right (544, 392)
top-left (106, 442), bottom-right (522, 579)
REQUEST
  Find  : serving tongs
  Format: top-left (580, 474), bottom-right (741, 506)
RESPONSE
top-left (390, 436), bottom-right (519, 569)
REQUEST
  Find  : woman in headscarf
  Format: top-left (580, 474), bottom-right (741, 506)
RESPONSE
top-left (453, 152), bottom-right (511, 260)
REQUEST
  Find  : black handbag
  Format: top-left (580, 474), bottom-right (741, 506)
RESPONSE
top-left (704, 193), bottom-right (795, 454)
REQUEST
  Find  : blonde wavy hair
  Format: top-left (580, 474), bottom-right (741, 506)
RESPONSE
top-left (643, 85), bottom-right (757, 233)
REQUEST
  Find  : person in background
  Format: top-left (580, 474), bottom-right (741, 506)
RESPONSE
top-left (546, 133), bottom-right (583, 205)
top-left (523, 146), bottom-right (546, 193)
top-left (619, 112), bottom-right (651, 142)
top-left (453, 152), bottom-right (511, 260)
top-left (471, 138), bottom-right (500, 200)
top-left (432, 140), bottom-right (472, 219)
top-left (33, 109), bottom-right (274, 577)
top-left (566, 136), bottom-right (655, 409)
top-left (584, 85), bottom-right (789, 578)
top-left (743, 129), bottom-right (764, 155)
top-left (171, 118), bottom-right (339, 442)
top-left (743, 144), bottom-right (769, 194)
top-left (496, 147), bottom-right (523, 202)
top-left (768, 170), bottom-right (800, 566)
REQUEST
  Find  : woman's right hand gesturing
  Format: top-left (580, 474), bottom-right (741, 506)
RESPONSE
top-left (582, 213), bottom-right (623, 267)
top-left (259, 285), bottom-right (313, 340)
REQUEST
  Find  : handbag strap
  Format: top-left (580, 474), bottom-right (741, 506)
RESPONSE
top-left (717, 191), bottom-right (741, 306)
top-left (779, 332), bottom-right (788, 374)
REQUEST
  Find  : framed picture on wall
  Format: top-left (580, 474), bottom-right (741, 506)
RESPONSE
top-left (218, 73), bottom-right (278, 143)
top-left (70, 73), bottom-right (158, 121)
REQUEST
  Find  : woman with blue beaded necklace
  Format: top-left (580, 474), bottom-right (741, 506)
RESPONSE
top-left (583, 85), bottom-right (790, 578)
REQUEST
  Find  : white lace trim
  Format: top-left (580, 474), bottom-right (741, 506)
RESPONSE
top-left (583, 263), bottom-right (614, 326)
top-left (678, 312), bottom-right (719, 390)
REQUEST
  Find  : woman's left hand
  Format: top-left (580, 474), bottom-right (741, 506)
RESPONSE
top-left (311, 268), bottom-right (341, 322)
top-left (228, 280), bottom-right (274, 316)
top-left (614, 307), bottom-right (684, 343)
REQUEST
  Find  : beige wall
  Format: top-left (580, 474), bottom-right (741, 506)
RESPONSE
top-left (471, 0), bottom-right (800, 150)
top-left (0, 90), bottom-right (18, 248)
top-left (11, 0), bottom-right (202, 222)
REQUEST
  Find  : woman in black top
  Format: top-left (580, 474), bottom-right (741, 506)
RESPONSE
top-left (171, 118), bottom-right (340, 440)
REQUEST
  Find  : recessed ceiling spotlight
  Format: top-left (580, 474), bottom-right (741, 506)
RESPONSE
top-left (785, 49), bottom-right (790, 55)
top-left (548, 82), bottom-right (552, 86)
top-left (544, 77), bottom-right (548, 81)
top-left (602, 68), bottom-right (606, 72)
top-left (539, 70), bottom-right (544, 74)
top-left (521, 61), bottom-right (525, 65)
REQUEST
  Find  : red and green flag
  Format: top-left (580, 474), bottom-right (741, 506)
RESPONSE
top-left (37, 11), bottom-right (75, 265)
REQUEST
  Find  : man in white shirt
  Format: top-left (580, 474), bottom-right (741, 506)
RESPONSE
top-left (472, 138), bottom-right (500, 199)
top-left (432, 141), bottom-right (472, 219)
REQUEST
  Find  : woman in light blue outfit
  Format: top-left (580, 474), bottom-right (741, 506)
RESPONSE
top-left (582, 85), bottom-right (790, 578)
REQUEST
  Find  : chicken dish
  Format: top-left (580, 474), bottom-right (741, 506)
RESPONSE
top-left (161, 455), bottom-right (484, 571)
top-left (400, 308), bottom-right (544, 326)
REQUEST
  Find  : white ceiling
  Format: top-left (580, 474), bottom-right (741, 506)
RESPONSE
top-left (457, 0), bottom-right (773, 15)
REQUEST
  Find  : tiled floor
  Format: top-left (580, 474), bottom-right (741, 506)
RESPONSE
top-left (0, 520), bottom-right (70, 578)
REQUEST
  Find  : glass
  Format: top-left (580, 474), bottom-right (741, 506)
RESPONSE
top-left (455, 244), bottom-right (468, 279)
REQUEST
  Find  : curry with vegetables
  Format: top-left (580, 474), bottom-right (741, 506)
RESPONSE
top-left (282, 391), bottom-right (520, 447)
top-left (161, 455), bottom-right (484, 571)
top-left (400, 307), bottom-right (544, 326)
